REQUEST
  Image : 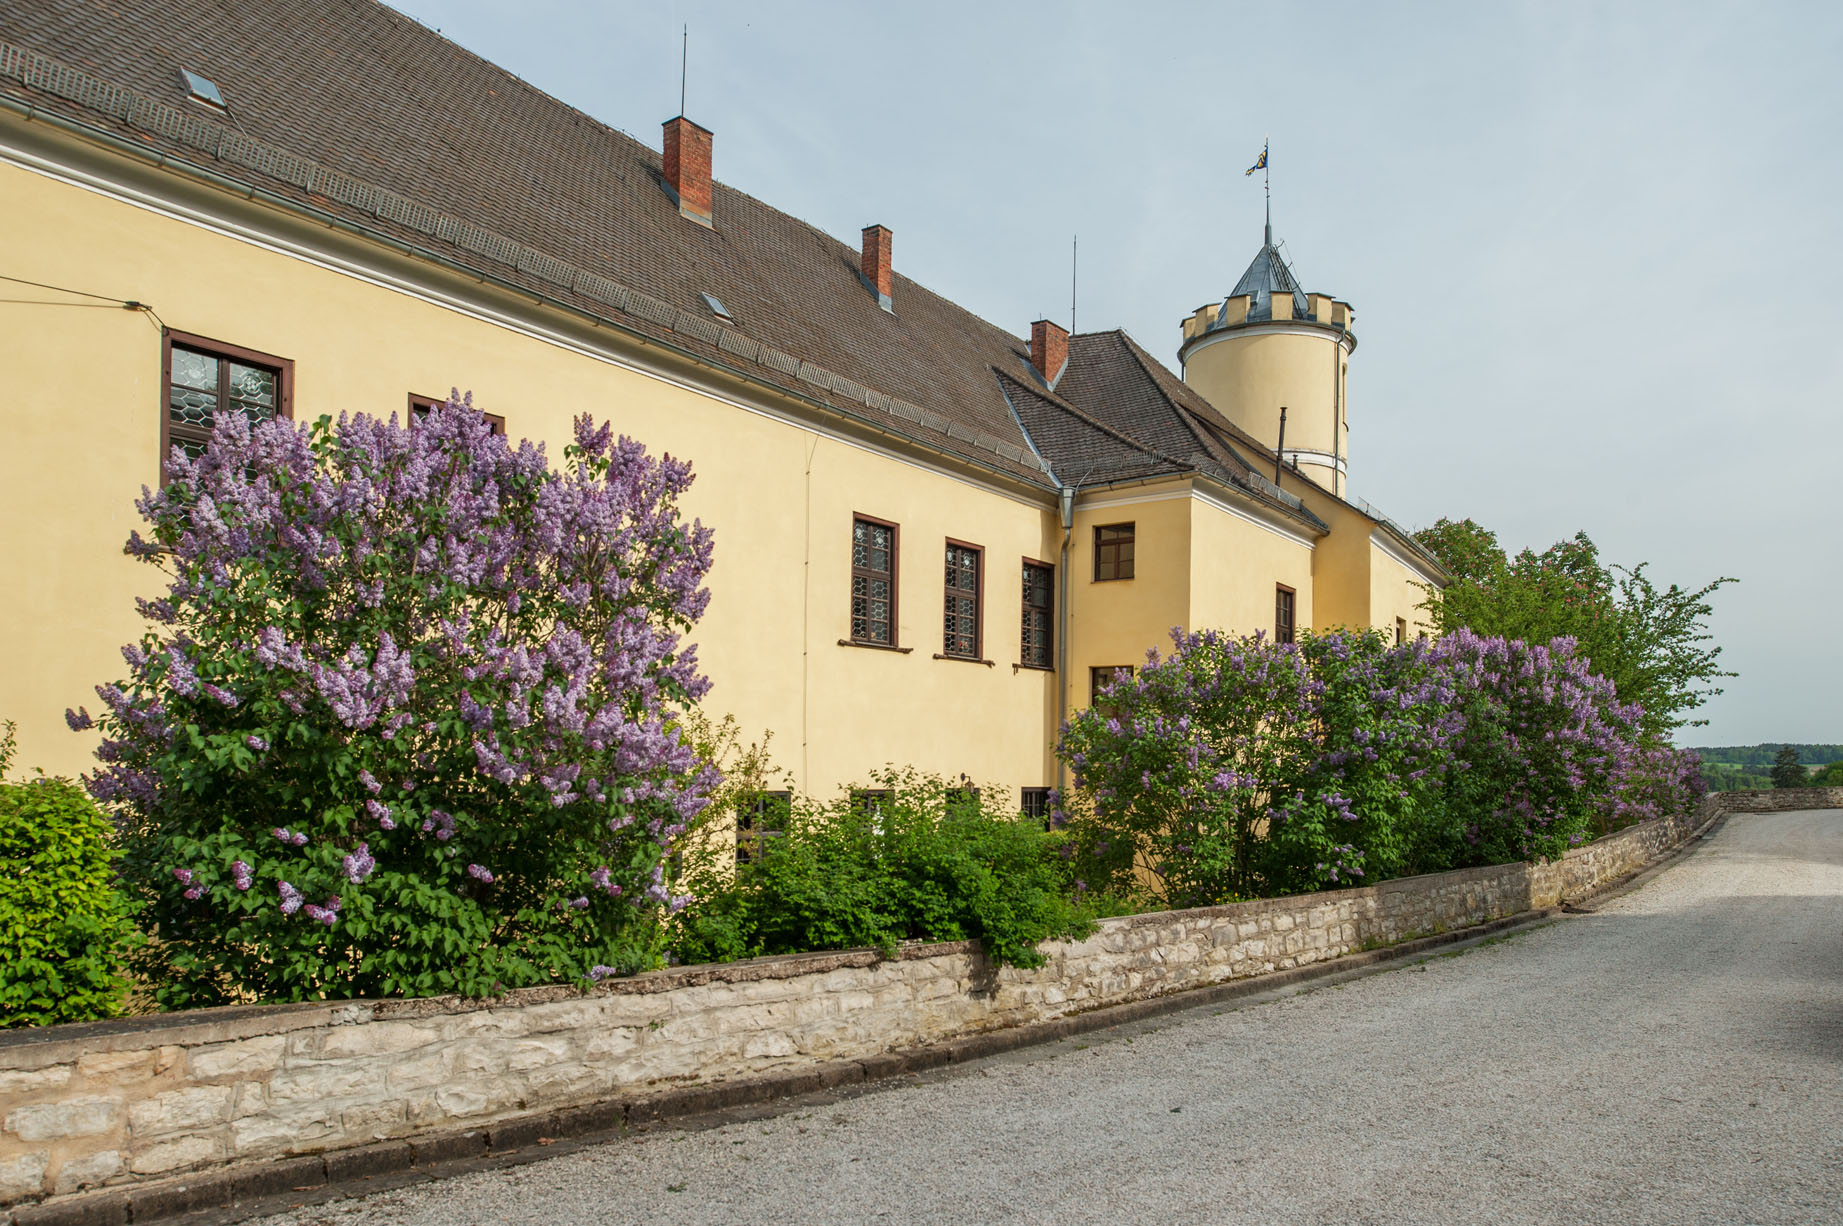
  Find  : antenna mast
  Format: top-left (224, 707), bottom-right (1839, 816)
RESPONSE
top-left (1071, 235), bottom-right (1078, 335)
top-left (1263, 135), bottom-right (1272, 247)
top-left (680, 25), bottom-right (688, 115)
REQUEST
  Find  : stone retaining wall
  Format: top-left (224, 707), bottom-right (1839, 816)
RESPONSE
top-left (0, 794), bottom-right (1783, 1211)
top-left (1715, 785), bottom-right (1843, 813)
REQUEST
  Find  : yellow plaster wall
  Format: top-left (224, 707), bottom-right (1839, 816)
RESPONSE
top-left (1368, 540), bottom-right (1438, 641)
top-left (1064, 489), bottom-right (1192, 712)
top-left (0, 151), bottom-right (1058, 802)
top-left (1185, 497), bottom-right (1316, 641)
top-left (1296, 494), bottom-right (1374, 631)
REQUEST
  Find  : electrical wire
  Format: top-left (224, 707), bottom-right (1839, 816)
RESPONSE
top-left (0, 273), bottom-right (164, 330)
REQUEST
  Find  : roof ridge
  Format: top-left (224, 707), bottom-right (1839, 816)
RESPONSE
top-left (1108, 329), bottom-right (1225, 462)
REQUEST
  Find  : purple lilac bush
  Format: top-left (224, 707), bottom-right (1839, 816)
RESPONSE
top-left (70, 398), bottom-right (716, 1006)
top-left (1058, 626), bottom-right (1701, 908)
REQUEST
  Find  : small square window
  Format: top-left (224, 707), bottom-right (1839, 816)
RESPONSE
top-left (1021, 787), bottom-right (1053, 826)
top-left (850, 789), bottom-right (893, 820)
top-left (1094, 523), bottom-right (1135, 581)
top-left (409, 393), bottom-right (505, 435)
top-left (736, 791), bottom-right (792, 865)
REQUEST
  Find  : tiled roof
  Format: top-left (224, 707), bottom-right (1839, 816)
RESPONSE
top-left (0, 0), bottom-right (1053, 484)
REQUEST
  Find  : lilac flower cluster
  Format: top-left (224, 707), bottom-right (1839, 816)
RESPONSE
top-left (78, 395), bottom-right (720, 1007)
top-left (1059, 625), bottom-right (1699, 906)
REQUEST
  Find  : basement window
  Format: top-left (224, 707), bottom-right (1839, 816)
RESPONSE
top-left (179, 69), bottom-right (227, 110)
top-left (700, 292), bottom-right (734, 323)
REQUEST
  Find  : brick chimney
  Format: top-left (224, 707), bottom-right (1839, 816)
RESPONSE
top-left (861, 225), bottom-right (893, 310)
top-left (1030, 319), bottom-right (1069, 383)
top-left (662, 116), bottom-right (713, 226)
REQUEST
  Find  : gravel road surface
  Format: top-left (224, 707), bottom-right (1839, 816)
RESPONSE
top-left (258, 808), bottom-right (1843, 1226)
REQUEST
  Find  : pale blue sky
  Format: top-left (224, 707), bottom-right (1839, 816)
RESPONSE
top-left (403, 0), bottom-right (1842, 747)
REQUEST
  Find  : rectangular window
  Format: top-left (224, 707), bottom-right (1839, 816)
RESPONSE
top-left (1021, 561), bottom-right (1054, 668)
top-left (851, 517), bottom-right (899, 646)
top-left (409, 393), bottom-right (505, 435)
top-left (735, 791), bottom-right (793, 865)
top-left (1090, 665), bottom-right (1134, 716)
top-left (1021, 787), bottom-right (1053, 825)
top-left (849, 789), bottom-right (893, 820)
top-left (162, 330), bottom-right (292, 474)
top-left (1094, 523), bottom-right (1135, 581)
top-left (1275, 584), bottom-right (1297, 645)
top-left (1396, 617), bottom-right (1407, 646)
top-left (943, 540), bottom-right (983, 659)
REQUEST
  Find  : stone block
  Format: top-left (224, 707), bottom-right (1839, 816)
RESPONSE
top-left (128, 1132), bottom-right (220, 1175)
top-left (188, 1035), bottom-right (286, 1081)
top-left (339, 1099), bottom-right (407, 1139)
top-left (229, 1110), bottom-right (334, 1157)
top-left (52, 1149), bottom-right (123, 1195)
top-left (318, 1023), bottom-right (439, 1060)
top-left (0, 1065), bottom-right (73, 1097)
top-left (72, 1051), bottom-right (156, 1080)
top-left (0, 1150), bottom-right (49, 1201)
top-left (6, 1096), bottom-right (121, 1142)
top-left (267, 1061), bottom-right (375, 1104)
top-left (128, 1085), bottom-right (232, 1137)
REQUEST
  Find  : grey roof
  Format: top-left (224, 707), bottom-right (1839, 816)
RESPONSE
top-left (1228, 240), bottom-right (1310, 323)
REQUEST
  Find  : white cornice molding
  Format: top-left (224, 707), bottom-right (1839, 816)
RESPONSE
top-left (0, 131), bottom-right (1051, 513)
top-left (1369, 527), bottom-right (1445, 586)
top-left (1180, 320), bottom-right (1357, 362)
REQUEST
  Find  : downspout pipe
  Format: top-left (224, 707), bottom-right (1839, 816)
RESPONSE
top-left (1055, 485), bottom-right (1074, 795)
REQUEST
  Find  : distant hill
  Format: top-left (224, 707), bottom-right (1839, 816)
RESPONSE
top-left (1685, 744), bottom-right (1843, 792)
top-left (1686, 744), bottom-right (1843, 767)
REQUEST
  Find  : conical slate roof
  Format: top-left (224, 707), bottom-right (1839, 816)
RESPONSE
top-left (1229, 232), bottom-right (1310, 322)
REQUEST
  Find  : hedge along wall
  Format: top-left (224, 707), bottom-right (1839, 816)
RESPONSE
top-left (0, 794), bottom-right (1774, 1210)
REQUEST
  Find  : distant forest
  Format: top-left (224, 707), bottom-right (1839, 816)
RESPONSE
top-left (1686, 744), bottom-right (1843, 792)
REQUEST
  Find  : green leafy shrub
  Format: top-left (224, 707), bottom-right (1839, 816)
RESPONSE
top-left (0, 723), bottom-right (139, 1027)
top-left (672, 770), bottom-right (1095, 969)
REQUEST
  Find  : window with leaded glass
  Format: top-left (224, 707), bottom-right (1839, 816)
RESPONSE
top-left (162, 331), bottom-right (291, 475)
top-left (1021, 561), bottom-right (1054, 668)
top-left (1276, 584), bottom-right (1297, 645)
top-left (851, 516), bottom-right (898, 645)
top-left (943, 540), bottom-right (982, 659)
top-left (1094, 523), bottom-right (1135, 581)
top-left (409, 393), bottom-right (506, 436)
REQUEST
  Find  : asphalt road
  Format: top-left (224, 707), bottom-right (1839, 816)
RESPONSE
top-left (258, 808), bottom-right (1843, 1226)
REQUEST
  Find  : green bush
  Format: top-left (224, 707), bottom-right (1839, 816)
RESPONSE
top-left (672, 770), bottom-right (1095, 969)
top-left (0, 723), bottom-right (139, 1027)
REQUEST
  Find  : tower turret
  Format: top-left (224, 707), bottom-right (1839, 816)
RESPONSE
top-left (1178, 229), bottom-right (1356, 496)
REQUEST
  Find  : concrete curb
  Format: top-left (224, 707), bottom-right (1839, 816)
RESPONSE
top-left (7, 817), bottom-right (1724, 1226)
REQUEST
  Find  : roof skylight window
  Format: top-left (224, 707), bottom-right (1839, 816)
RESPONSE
top-left (179, 69), bottom-right (226, 110)
top-left (700, 292), bottom-right (734, 323)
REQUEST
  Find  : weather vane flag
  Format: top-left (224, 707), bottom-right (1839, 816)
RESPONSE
top-left (1245, 142), bottom-right (1268, 175)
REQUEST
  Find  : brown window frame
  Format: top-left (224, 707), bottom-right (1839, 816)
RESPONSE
top-left (409, 393), bottom-right (505, 435)
top-left (160, 329), bottom-right (293, 481)
top-left (1275, 583), bottom-right (1297, 645)
top-left (1395, 617), bottom-right (1407, 646)
top-left (1020, 559), bottom-right (1055, 669)
top-left (942, 538), bottom-right (985, 660)
top-left (849, 514), bottom-right (901, 648)
top-left (1090, 664), bottom-right (1134, 717)
top-left (1094, 522), bottom-right (1135, 582)
top-left (1020, 787), bottom-right (1053, 826)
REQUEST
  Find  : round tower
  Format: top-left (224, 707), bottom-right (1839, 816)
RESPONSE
top-left (1177, 222), bottom-right (1356, 496)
